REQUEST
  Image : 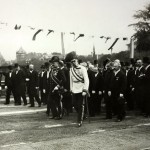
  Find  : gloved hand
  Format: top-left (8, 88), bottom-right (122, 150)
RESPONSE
top-left (99, 91), bottom-right (102, 95)
top-left (43, 89), bottom-right (46, 93)
top-left (108, 91), bottom-right (111, 96)
top-left (54, 86), bottom-right (59, 90)
top-left (92, 90), bottom-right (95, 94)
top-left (120, 93), bottom-right (124, 98)
top-left (82, 92), bottom-right (87, 96)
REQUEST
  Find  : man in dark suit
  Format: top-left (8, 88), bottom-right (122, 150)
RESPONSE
top-left (27, 64), bottom-right (41, 107)
top-left (88, 60), bottom-right (104, 117)
top-left (124, 62), bottom-right (135, 110)
top-left (4, 65), bottom-right (14, 104)
top-left (12, 63), bottom-right (27, 105)
top-left (134, 59), bottom-right (145, 112)
top-left (110, 60), bottom-right (127, 122)
top-left (103, 61), bottom-right (114, 119)
top-left (43, 62), bottom-right (51, 116)
top-left (39, 65), bottom-right (46, 105)
top-left (142, 57), bottom-right (150, 117)
top-left (59, 61), bottom-right (72, 116)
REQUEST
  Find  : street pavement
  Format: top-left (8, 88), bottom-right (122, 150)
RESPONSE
top-left (0, 97), bottom-right (150, 150)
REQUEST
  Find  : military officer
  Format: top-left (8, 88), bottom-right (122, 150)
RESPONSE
top-left (69, 54), bottom-right (89, 127)
top-left (47, 56), bottom-right (66, 120)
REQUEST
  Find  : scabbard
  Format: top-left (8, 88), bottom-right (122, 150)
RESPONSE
top-left (84, 95), bottom-right (90, 123)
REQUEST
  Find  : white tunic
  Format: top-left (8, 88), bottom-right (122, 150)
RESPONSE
top-left (70, 65), bottom-right (89, 94)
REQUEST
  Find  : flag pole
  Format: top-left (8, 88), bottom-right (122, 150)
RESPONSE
top-left (130, 38), bottom-right (134, 59)
top-left (61, 32), bottom-right (65, 59)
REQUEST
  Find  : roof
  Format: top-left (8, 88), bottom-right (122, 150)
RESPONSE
top-left (16, 47), bottom-right (26, 54)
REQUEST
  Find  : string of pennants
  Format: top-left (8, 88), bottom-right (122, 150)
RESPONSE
top-left (0, 21), bottom-right (129, 51)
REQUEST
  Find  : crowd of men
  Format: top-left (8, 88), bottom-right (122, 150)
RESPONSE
top-left (1, 54), bottom-right (150, 127)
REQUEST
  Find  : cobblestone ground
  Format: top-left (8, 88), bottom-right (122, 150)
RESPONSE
top-left (0, 97), bottom-right (150, 150)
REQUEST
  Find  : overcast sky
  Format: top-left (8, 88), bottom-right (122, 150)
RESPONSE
top-left (0, 0), bottom-right (149, 60)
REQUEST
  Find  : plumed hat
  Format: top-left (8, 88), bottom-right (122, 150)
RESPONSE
top-left (65, 51), bottom-right (77, 62)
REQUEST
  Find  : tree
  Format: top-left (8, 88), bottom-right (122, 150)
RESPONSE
top-left (129, 3), bottom-right (150, 52)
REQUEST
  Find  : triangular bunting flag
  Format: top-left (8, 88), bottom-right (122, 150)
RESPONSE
top-left (47, 30), bottom-right (54, 36)
top-left (32, 29), bottom-right (43, 41)
top-left (74, 34), bottom-right (84, 41)
top-left (108, 38), bottom-right (119, 51)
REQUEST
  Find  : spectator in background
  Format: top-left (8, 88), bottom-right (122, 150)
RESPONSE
top-left (4, 65), bottom-right (14, 104)
top-left (109, 60), bottom-right (127, 122)
top-left (142, 57), bottom-right (150, 118)
top-left (39, 65), bottom-right (46, 105)
top-left (27, 64), bottom-right (41, 107)
top-left (12, 63), bottom-right (27, 105)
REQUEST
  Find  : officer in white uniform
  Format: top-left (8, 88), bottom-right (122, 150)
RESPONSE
top-left (70, 55), bottom-right (89, 127)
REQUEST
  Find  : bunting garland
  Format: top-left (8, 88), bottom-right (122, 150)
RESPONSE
top-left (0, 20), bottom-right (129, 53)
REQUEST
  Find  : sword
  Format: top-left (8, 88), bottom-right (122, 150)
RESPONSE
top-left (83, 94), bottom-right (90, 123)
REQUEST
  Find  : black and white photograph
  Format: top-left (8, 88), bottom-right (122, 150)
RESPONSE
top-left (0, 0), bottom-right (150, 149)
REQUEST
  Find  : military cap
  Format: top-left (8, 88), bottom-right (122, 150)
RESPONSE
top-left (65, 51), bottom-right (77, 62)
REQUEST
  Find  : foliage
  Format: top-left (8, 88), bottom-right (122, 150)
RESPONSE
top-left (129, 3), bottom-right (150, 52)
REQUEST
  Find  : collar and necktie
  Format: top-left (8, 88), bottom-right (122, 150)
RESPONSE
top-left (9, 72), bottom-right (12, 78)
top-left (47, 71), bottom-right (50, 78)
top-left (114, 69), bottom-right (120, 76)
top-left (41, 71), bottom-right (44, 77)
